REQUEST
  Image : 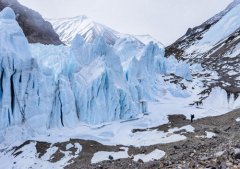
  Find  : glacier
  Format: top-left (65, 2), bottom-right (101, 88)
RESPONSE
top-left (0, 7), bottom-right (194, 134)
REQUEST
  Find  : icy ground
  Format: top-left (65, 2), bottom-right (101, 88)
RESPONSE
top-left (0, 94), bottom-right (236, 168)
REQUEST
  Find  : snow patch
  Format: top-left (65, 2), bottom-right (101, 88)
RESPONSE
top-left (66, 143), bottom-right (74, 150)
top-left (133, 149), bottom-right (165, 162)
top-left (196, 131), bottom-right (216, 139)
top-left (91, 147), bottom-right (129, 164)
top-left (169, 125), bottom-right (195, 133)
top-left (206, 131), bottom-right (216, 138)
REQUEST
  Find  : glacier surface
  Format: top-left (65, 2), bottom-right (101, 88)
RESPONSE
top-left (1, 7), bottom-right (230, 143)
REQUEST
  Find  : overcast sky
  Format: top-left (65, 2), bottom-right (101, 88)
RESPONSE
top-left (18, 0), bottom-right (232, 45)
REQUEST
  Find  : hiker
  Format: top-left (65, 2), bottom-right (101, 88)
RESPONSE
top-left (190, 114), bottom-right (195, 123)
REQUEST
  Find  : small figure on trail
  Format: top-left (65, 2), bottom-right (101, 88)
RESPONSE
top-left (190, 114), bottom-right (195, 123)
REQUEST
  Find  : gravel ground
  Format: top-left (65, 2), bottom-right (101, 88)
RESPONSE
top-left (11, 108), bottom-right (240, 169)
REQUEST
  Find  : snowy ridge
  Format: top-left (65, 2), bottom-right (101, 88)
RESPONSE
top-left (198, 4), bottom-right (240, 47)
top-left (166, 0), bottom-right (240, 105)
top-left (48, 15), bottom-right (163, 52)
top-left (48, 16), bottom-right (119, 45)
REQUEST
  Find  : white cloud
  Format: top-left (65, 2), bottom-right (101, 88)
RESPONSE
top-left (18, 0), bottom-right (232, 45)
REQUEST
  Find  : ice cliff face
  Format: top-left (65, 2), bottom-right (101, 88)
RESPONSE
top-left (66, 35), bottom-right (141, 124)
top-left (0, 7), bottom-right (52, 129)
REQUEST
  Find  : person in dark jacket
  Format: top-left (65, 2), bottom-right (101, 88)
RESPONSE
top-left (191, 114), bottom-right (195, 123)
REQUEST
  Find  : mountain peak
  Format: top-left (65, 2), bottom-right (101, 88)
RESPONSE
top-left (48, 15), bottom-right (119, 45)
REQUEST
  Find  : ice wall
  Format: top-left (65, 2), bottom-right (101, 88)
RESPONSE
top-left (0, 8), bottom-right (52, 129)
top-left (0, 7), bottom-right (194, 133)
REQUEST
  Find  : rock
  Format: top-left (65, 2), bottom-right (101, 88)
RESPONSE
top-left (97, 165), bottom-right (103, 169)
top-left (174, 145), bottom-right (181, 149)
top-left (235, 144), bottom-right (240, 149)
top-left (159, 162), bottom-right (164, 168)
top-left (163, 161), bottom-right (169, 166)
top-left (234, 152), bottom-right (240, 159)
top-left (224, 126), bottom-right (231, 131)
top-left (199, 161), bottom-right (207, 166)
top-left (119, 147), bottom-right (125, 151)
top-left (219, 162), bottom-right (227, 169)
top-left (206, 166), bottom-right (217, 169)
top-left (138, 159), bottom-right (143, 163)
top-left (213, 128), bottom-right (221, 134)
top-left (108, 155), bottom-right (114, 160)
top-left (226, 162), bottom-right (233, 167)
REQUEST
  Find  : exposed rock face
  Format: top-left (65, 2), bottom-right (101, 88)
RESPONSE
top-left (0, 0), bottom-right (62, 45)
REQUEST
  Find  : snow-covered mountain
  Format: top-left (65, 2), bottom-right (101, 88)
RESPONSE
top-left (48, 15), bottom-right (163, 48)
top-left (0, 0), bottom-right (62, 45)
top-left (166, 0), bottom-right (240, 105)
top-left (49, 16), bottom-right (119, 45)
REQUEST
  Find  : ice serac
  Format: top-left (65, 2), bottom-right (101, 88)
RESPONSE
top-left (0, 7), bottom-right (45, 129)
top-left (125, 42), bottom-right (160, 100)
top-left (49, 75), bottom-right (78, 128)
top-left (69, 35), bottom-right (140, 124)
top-left (114, 36), bottom-right (145, 64)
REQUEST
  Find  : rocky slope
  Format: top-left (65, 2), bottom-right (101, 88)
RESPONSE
top-left (166, 0), bottom-right (240, 102)
top-left (0, 0), bottom-right (62, 45)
